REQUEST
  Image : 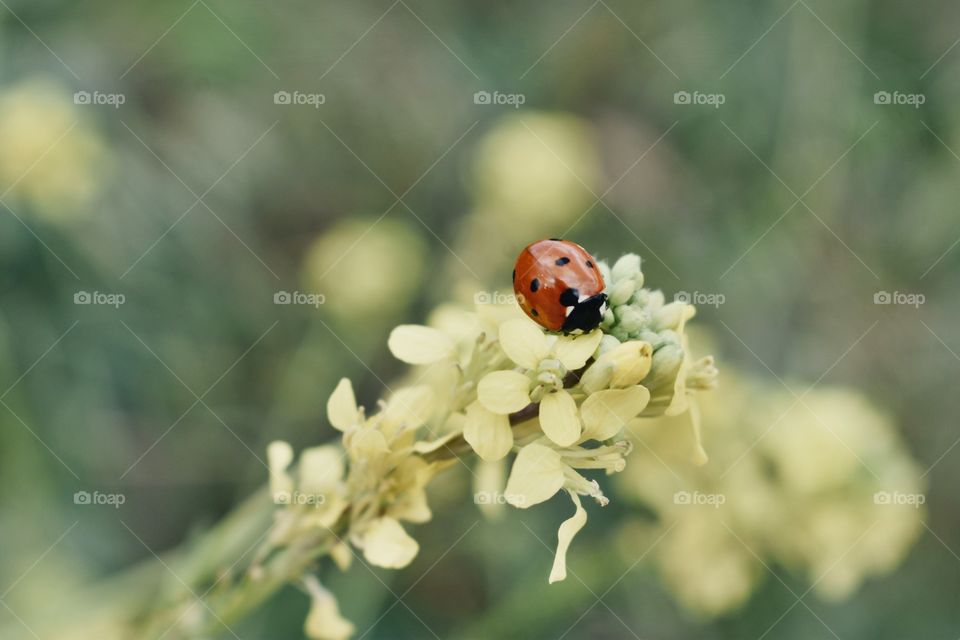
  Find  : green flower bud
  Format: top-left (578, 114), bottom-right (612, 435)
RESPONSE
top-left (579, 359), bottom-right (613, 394)
top-left (601, 307), bottom-right (616, 328)
top-left (653, 302), bottom-right (692, 332)
top-left (645, 343), bottom-right (684, 393)
top-left (608, 279), bottom-right (635, 306)
top-left (617, 307), bottom-right (645, 334)
top-left (612, 254), bottom-right (641, 282)
top-left (629, 288), bottom-right (649, 306)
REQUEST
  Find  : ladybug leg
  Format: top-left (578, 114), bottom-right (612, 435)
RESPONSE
top-left (561, 293), bottom-right (607, 334)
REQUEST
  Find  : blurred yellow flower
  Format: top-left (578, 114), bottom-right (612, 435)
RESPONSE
top-left (472, 112), bottom-right (600, 223)
top-left (302, 217), bottom-right (426, 322)
top-left (0, 79), bottom-right (105, 221)
top-left (617, 368), bottom-right (925, 615)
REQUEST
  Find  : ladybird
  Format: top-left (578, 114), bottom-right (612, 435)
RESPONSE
top-left (512, 238), bottom-right (607, 333)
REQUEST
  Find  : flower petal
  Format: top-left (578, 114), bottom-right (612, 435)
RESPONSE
top-left (326, 378), bottom-right (358, 431)
top-left (382, 386), bottom-right (434, 431)
top-left (553, 329), bottom-right (603, 370)
top-left (411, 430), bottom-right (460, 454)
top-left (664, 358), bottom-right (690, 417)
top-left (580, 386), bottom-right (651, 441)
top-left (348, 428), bottom-right (389, 460)
top-left (498, 318), bottom-right (550, 369)
top-left (505, 443), bottom-right (565, 508)
top-left (477, 370), bottom-right (532, 414)
top-left (304, 576), bottom-right (355, 640)
top-left (267, 440), bottom-right (294, 501)
top-left (361, 517), bottom-right (420, 569)
top-left (549, 492), bottom-right (587, 583)
top-left (687, 400), bottom-right (709, 466)
top-left (330, 542), bottom-right (353, 571)
top-left (464, 401), bottom-right (514, 461)
top-left (389, 457), bottom-right (437, 523)
top-left (538, 389), bottom-right (581, 446)
top-left (391, 485), bottom-right (432, 524)
top-left (299, 445), bottom-right (344, 496)
top-left (388, 325), bottom-right (456, 364)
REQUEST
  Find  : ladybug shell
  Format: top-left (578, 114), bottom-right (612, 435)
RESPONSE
top-left (512, 239), bottom-right (606, 332)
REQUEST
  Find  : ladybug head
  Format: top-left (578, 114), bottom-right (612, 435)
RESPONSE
top-left (560, 292), bottom-right (607, 334)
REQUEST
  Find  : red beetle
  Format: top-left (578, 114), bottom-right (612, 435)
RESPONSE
top-left (512, 239), bottom-right (607, 333)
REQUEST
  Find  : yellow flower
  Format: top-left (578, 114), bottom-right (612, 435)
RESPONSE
top-left (472, 112), bottom-right (600, 223)
top-left (271, 378), bottom-right (451, 573)
top-left (302, 218), bottom-right (426, 323)
top-left (504, 442), bottom-right (566, 507)
top-left (476, 318), bottom-right (602, 446)
top-left (502, 436), bottom-right (633, 584)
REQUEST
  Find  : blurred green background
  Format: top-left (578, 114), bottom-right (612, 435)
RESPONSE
top-left (0, 0), bottom-right (957, 638)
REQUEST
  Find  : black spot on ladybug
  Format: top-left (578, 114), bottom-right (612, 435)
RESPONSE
top-left (512, 269), bottom-right (516, 281)
top-left (559, 288), bottom-right (580, 307)
top-left (586, 260), bottom-right (594, 268)
top-left (555, 257), bottom-right (570, 266)
top-left (531, 308), bottom-right (539, 317)
top-left (530, 278), bottom-right (540, 293)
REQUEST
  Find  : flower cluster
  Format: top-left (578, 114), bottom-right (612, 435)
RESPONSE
top-left (616, 366), bottom-right (925, 616)
top-left (265, 252), bottom-right (717, 639)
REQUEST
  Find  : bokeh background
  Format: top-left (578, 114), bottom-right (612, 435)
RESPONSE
top-left (0, 1), bottom-right (957, 638)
